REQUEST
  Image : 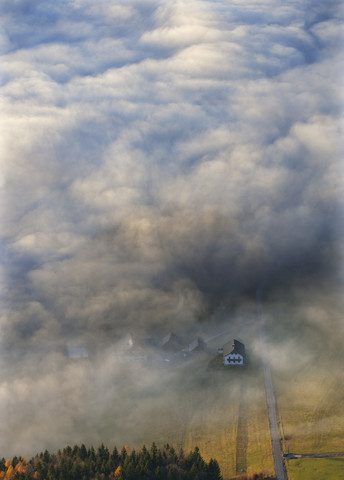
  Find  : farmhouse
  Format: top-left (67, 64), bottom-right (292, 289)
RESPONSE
top-left (222, 339), bottom-right (246, 366)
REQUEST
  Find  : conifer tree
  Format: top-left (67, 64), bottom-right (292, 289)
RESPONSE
top-left (119, 447), bottom-right (127, 466)
top-left (111, 446), bottom-right (119, 468)
top-left (207, 458), bottom-right (222, 480)
top-left (80, 444), bottom-right (88, 461)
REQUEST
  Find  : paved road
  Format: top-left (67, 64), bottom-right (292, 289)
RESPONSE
top-left (258, 303), bottom-right (288, 480)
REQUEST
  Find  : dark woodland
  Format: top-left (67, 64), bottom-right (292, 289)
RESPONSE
top-left (0, 443), bottom-right (275, 480)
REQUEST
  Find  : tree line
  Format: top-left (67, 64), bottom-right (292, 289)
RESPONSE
top-left (0, 443), bottom-right (276, 480)
top-left (0, 443), bottom-right (222, 480)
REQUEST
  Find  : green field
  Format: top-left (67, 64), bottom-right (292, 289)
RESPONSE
top-left (286, 457), bottom-right (344, 480)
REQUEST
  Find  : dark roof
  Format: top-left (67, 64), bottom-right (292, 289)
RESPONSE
top-left (223, 339), bottom-right (245, 357)
top-left (188, 337), bottom-right (205, 353)
top-left (121, 333), bottom-right (156, 355)
top-left (160, 332), bottom-right (183, 350)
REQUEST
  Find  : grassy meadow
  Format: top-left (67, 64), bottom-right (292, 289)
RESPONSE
top-left (277, 370), bottom-right (344, 455)
top-left (265, 292), bottom-right (344, 480)
top-left (94, 348), bottom-right (274, 480)
top-left (286, 457), bottom-right (344, 480)
top-left (146, 364), bottom-right (274, 479)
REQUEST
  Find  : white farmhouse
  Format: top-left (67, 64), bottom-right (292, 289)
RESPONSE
top-left (222, 339), bottom-right (246, 366)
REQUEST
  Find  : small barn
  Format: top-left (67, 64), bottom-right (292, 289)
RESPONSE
top-left (118, 333), bottom-right (150, 363)
top-left (160, 332), bottom-right (183, 351)
top-left (187, 337), bottom-right (206, 354)
top-left (222, 339), bottom-right (246, 366)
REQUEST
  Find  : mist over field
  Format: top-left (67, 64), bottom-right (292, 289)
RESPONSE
top-left (0, 0), bottom-right (343, 460)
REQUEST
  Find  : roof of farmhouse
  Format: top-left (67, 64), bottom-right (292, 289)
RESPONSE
top-left (223, 339), bottom-right (245, 357)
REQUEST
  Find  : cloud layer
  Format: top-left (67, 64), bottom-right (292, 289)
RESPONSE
top-left (0, 0), bottom-right (343, 457)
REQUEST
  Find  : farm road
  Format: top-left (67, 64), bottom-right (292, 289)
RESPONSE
top-left (257, 302), bottom-right (288, 480)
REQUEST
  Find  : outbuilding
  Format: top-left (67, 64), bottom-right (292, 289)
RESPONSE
top-left (185, 337), bottom-right (206, 355)
top-left (160, 332), bottom-right (183, 351)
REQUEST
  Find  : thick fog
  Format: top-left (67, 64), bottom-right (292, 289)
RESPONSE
top-left (0, 0), bottom-right (343, 458)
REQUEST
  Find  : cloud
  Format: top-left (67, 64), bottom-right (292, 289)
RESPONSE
top-left (0, 0), bottom-right (342, 457)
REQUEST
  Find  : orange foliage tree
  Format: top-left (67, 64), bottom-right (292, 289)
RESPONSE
top-left (4, 465), bottom-right (14, 479)
top-left (114, 465), bottom-right (121, 479)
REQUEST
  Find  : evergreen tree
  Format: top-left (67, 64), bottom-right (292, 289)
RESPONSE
top-left (63, 446), bottom-right (72, 457)
top-left (88, 447), bottom-right (96, 462)
top-left (47, 463), bottom-right (56, 480)
top-left (207, 459), bottom-right (222, 480)
top-left (43, 449), bottom-right (51, 464)
top-left (155, 466), bottom-right (162, 480)
top-left (97, 443), bottom-right (110, 463)
top-left (71, 461), bottom-right (81, 480)
top-left (119, 447), bottom-right (127, 466)
top-left (150, 442), bottom-right (157, 463)
top-left (72, 445), bottom-right (80, 458)
top-left (80, 444), bottom-right (88, 461)
top-left (111, 447), bottom-right (119, 467)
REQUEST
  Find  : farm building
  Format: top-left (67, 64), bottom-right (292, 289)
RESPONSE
top-left (187, 337), bottom-right (206, 354)
top-left (221, 339), bottom-right (246, 366)
top-left (118, 333), bottom-right (153, 363)
top-left (160, 332), bottom-right (183, 351)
